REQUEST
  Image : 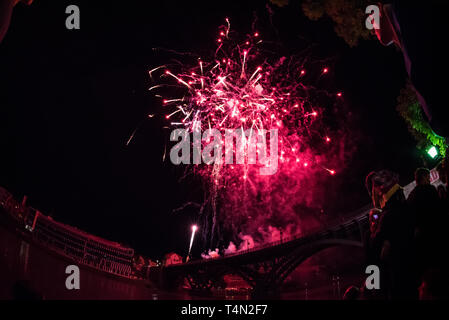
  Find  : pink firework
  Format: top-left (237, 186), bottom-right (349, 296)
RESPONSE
top-left (148, 19), bottom-right (348, 249)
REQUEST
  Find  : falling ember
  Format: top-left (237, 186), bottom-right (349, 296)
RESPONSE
top-left (241, 50), bottom-right (248, 79)
top-left (147, 19), bottom-right (349, 249)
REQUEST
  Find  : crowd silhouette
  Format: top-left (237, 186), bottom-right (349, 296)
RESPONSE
top-left (345, 161), bottom-right (449, 300)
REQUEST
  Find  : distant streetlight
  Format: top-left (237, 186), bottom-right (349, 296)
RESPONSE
top-left (427, 146), bottom-right (438, 159)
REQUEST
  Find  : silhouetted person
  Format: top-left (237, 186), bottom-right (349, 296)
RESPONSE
top-left (363, 208), bottom-right (388, 299)
top-left (364, 175), bottom-right (388, 299)
top-left (408, 168), bottom-right (445, 275)
top-left (365, 170), bottom-right (417, 299)
top-left (436, 161), bottom-right (448, 212)
top-left (364, 209), bottom-right (383, 269)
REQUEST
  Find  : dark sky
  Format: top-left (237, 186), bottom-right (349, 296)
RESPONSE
top-left (0, 0), bottom-right (423, 258)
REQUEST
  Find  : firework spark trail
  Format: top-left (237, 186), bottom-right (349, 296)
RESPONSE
top-left (188, 225), bottom-right (198, 257)
top-left (147, 19), bottom-right (348, 252)
top-left (126, 116), bottom-right (154, 147)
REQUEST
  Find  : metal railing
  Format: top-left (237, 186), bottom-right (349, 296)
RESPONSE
top-left (1, 186), bottom-right (136, 279)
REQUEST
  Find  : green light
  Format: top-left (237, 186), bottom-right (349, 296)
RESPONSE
top-left (427, 146), bottom-right (438, 159)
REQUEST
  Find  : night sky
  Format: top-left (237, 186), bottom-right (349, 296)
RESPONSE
top-left (0, 0), bottom-right (423, 258)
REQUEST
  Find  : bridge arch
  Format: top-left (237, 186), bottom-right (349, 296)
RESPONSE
top-left (276, 238), bottom-right (364, 286)
top-left (164, 211), bottom-right (370, 298)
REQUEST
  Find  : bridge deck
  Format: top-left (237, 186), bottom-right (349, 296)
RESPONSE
top-left (167, 205), bottom-right (370, 270)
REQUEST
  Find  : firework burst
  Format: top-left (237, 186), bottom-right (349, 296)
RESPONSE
top-left (146, 19), bottom-right (347, 250)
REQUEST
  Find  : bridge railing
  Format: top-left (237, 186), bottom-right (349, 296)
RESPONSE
top-left (30, 213), bottom-right (136, 278)
top-left (1, 186), bottom-right (138, 279)
top-left (210, 204), bottom-right (371, 260)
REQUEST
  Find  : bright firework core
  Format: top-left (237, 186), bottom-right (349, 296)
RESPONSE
top-left (149, 19), bottom-right (351, 251)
